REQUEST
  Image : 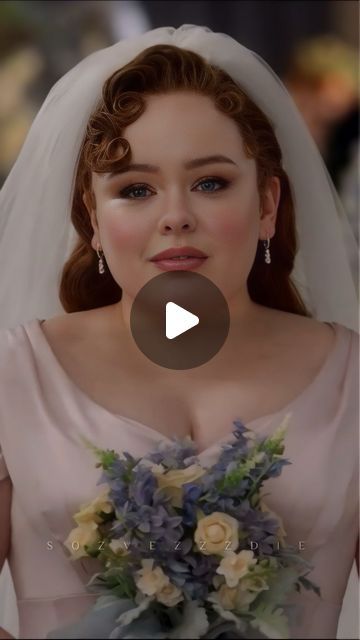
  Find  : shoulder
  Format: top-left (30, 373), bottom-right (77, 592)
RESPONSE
top-left (253, 308), bottom-right (351, 386)
top-left (40, 306), bottom-right (115, 355)
top-left (270, 310), bottom-right (358, 388)
top-left (41, 306), bottom-right (107, 337)
top-left (261, 308), bottom-right (338, 356)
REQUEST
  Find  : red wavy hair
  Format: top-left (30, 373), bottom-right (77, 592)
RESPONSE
top-left (59, 44), bottom-right (310, 317)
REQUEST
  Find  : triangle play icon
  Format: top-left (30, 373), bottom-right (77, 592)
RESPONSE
top-left (166, 302), bottom-right (199, 340)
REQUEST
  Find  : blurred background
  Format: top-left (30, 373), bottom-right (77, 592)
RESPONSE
top-left (0, 2), bottom-right (358, 638)
top-left (0, 0), bottom-right (359, 242)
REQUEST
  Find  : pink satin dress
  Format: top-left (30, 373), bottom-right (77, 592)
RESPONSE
top-left (0, 318), bottom-right (358, 639)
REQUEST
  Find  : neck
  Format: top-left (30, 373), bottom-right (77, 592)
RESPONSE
top-left (109, 286), bottom-right (268, 375)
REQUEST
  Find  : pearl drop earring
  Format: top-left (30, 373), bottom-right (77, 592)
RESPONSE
top-left (96, 244), bottom-right (105, 274)
top-left (264, 237), bottom-right (271, 264)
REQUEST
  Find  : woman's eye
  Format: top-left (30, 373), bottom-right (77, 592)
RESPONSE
top-left (119, 183), bottom-right (153, 199)
top-left (194, 177), bottom-right (229, 192)
top-left (118, 177), bottom-right (229, 199)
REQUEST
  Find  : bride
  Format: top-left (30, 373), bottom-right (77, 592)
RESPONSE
top-left (0, 25), bottom-right (358, 639)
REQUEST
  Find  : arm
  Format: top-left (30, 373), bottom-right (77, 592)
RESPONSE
top-left (0, 477), bottom-right (15, 639)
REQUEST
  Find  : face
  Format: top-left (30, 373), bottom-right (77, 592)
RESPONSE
top-left (86, 91), bottom-right (279, 314)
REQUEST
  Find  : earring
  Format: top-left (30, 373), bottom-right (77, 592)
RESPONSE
top-left (263, 237), bottom-right (271, 264)
top-left (96, 244), bottom-right (105, 274)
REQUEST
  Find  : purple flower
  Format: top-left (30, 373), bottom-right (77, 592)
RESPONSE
top-left (265, 458), bottom-right (292, 478)
top-left (122, 503), bottom-right (184, 547)
top-left (182, 483), bottom-right (203, 526)
top-left (128, 466), bottom-right (157, 506)
top-left (144, 439), bottom-right (199, 469)
top-left (163, 552), bottom-right (218, 601)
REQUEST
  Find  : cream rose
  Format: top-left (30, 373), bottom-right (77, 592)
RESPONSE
top-left (156, 464), bottom-right (206, 508)
top-left (234, 586), bottom-right (258, 610)
top-left (156, 582), bottom-right (184, 607)
top-left (64, 521), bottom-right (100, 559)
top-left (194, 512), bottom-right (239, 556)
top-left (108, 537), bottom-right (131, 556)
top-left (217, 550), bottom-right (258, 587)
top-left (135, 559), bottom-right (170, 597)
top-left (213, 583), bottom-right (257, 611)
top-left (216, 584), bottom-right (238, 610)
top-left (73, 485), bottom-right (113, 525)
top-left (238, 574), bottom-right (269, 594)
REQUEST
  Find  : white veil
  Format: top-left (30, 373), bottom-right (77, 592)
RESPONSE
top-left (0, 24), bottom-right (358, 331)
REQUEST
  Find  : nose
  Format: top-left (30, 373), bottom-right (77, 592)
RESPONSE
top-left (158, 196), bottom-right (197, 235)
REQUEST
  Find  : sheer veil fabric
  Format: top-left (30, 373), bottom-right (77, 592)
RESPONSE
top-left (0, 25), bottom-right (358, 639)
top-left (0, 24), bottom-right (358, 331)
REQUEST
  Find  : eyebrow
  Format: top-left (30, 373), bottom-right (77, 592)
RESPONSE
top-left (106, 155), bottom-right (238, 179)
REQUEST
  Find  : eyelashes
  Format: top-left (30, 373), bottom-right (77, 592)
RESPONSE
top-left (118, 183), bottom-right (154, 199)
top-left (118, 177), bottom-right (230, 200)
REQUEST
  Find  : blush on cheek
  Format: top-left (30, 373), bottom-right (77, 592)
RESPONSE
top-left (211, 213), bottom-right (255, 247)
top-left (105, 219), bottom-right (143, 250)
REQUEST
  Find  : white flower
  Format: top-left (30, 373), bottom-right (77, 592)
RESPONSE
top-left (150, 463), bottom-right (166, 474)
top-left (73, 485), bottom-right (113, 525)
top-left (156, 464), bottom-right (206, 508)
top-left (136, 459), bottom-right (166, 475)
top-left (234, 586), bottom-right (258, 610)
top-left (215, 584), bottom-right (238, 610)
top-left (156, 582), bottom-right (184, 607)
top-left (209, 582), bottom-right (257, 613)
top-left (216, 550), bottom-right (258, 587)
top-left (194, 512), bottom-right (239, 556)
top-left (135, 559), bottom-right (170, 596)
top-left (108, 537), bottom-right (130, 556)
top-left (64, 521), bottom-right (99, 559)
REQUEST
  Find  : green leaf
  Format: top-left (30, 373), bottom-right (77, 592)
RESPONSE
top-left (79, 435), bottom-right (119, 470)
top-left (110, 581), bottom-right (136, 599)
top-left (83, 544), bottom-right (100, 558)
top-left (256, 417), bottom-right (290, 462)
top-left (216, 456), bottom-right (260, 492)
top-left (254, 567), bottom-right (299, 608)
top-left (298, 574), bottom-right (322, 598)
top-left (249, 603), bottom-right (290, 639)
top-left (99, 568), bottom-right (137, 600)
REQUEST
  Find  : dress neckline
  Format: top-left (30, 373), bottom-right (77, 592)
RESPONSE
top-left (26, 318), bottom-right (344, 456)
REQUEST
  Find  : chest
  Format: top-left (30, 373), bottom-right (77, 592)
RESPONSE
top-left (59, 342), bottom-right (320, 454)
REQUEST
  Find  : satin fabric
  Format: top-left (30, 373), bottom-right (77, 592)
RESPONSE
top-left (0, 319), bottom-right (358, 638)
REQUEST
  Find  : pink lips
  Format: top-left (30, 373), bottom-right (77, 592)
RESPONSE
top-left (149, 246), bottom-right (208, 271)
top-left (150, 246), bottom-right (207, 261)
top-left (152, 257), bottom-right (207, 271)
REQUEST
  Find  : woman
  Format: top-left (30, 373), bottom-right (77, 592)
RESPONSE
top-left (0, 25), bottom-right (358, 639)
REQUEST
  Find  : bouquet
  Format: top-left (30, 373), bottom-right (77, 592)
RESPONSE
top-left (47, 416), bottom-right (320, 639)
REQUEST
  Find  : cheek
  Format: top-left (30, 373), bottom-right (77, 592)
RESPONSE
top-left (104, 215), bottom-right (148, 252)
top-left (208, 209), bottom-right (258, 248)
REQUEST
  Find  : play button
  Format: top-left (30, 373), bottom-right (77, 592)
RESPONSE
top-left (130, 271), bottom-right (230, 369)
top-left (166, 302), bottom-right (199, 339)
